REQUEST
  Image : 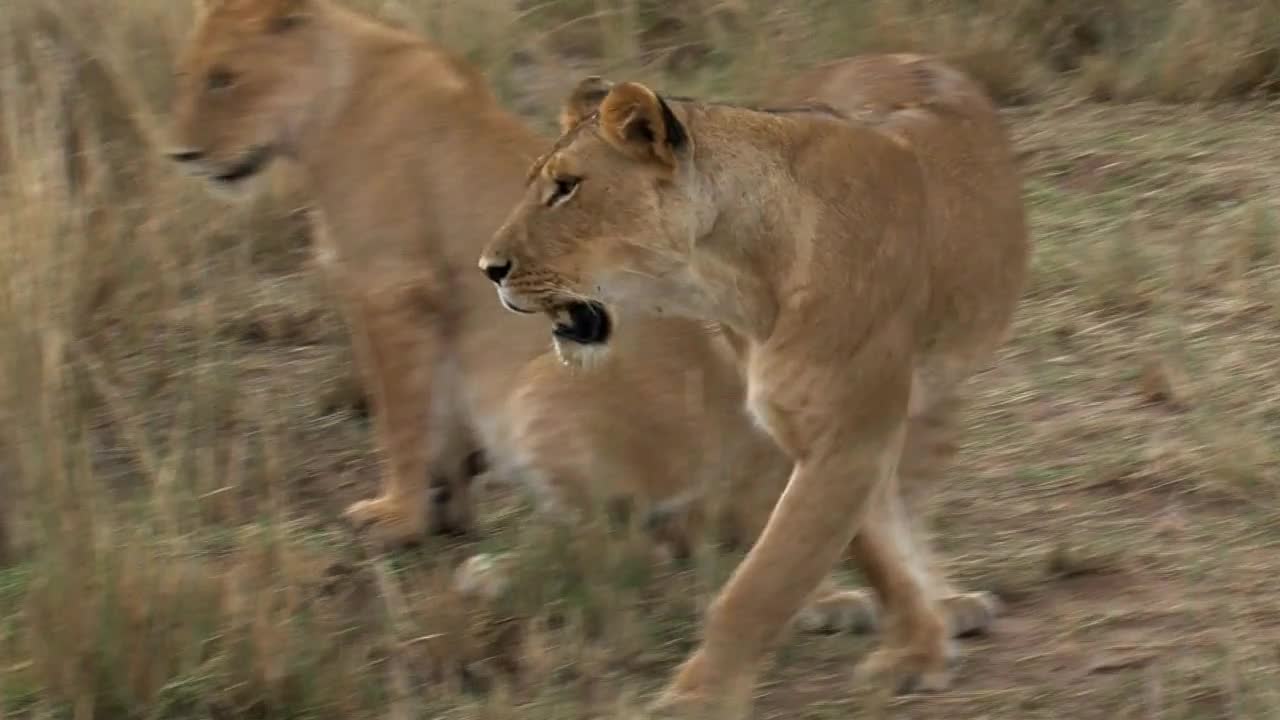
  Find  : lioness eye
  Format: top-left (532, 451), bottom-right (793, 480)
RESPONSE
top-left (547, 176), bottom-right (580, 207)
top-left (206, 67), bottom-right (237, 92)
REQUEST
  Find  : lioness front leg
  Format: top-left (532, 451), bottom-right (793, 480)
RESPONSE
top-left (650, 422), bottom-right (908, 719)
top-left (342, 279), bottom-right (454, 547)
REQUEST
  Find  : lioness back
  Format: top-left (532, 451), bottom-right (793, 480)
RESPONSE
top-left (775, 54), bottom-right (1030, 358)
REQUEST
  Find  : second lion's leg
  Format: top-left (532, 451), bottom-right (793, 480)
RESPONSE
top-left (342, 279), bottom-right (454, 548)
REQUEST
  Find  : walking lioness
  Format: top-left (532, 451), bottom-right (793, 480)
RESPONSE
top-left (480, 54), bottom-right (1030, 717)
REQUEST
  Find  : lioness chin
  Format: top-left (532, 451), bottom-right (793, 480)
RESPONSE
top-left (481, 54), bottom-right (1030, 718)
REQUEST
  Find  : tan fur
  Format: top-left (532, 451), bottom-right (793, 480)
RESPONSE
top-left (481, 53), bottom-right (1030, 718)
top-left (163, 0), bottom-right (896, 641)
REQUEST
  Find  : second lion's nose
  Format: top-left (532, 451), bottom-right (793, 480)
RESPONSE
top-left (480, 258), bottom-right (513, 284)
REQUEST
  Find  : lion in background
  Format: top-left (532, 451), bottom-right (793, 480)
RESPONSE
top-left (480, 51), bottom-right (1030, 718)
top-left (163, 0), bottom-right (889, 636)
top-left (164, 0), bottom-right (756, 543)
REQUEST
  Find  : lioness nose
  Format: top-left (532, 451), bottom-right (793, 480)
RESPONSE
top-left (167, 148), bottom-right (205, 163)
top-left (480, 258), bottom-right (513, 284)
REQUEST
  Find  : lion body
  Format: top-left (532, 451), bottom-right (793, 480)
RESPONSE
top-left (481, 53), bottom-right (1030, 718)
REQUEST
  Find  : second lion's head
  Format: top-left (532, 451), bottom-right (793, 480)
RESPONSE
top-left (166, 0), bottom-right (334, 197)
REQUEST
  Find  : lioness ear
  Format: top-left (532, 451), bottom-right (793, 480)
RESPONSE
top-left (598, 81), bottom-right (687, 168)
top-left (263, 0), bottom-right (310, 32)
top-left (559, 76), bottom-right (613, 135)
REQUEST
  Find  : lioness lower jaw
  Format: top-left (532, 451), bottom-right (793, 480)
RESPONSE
top-left (551, 334), bottom-right (612, 370)
top-left (550, 300), bottom-right (612, 344)
top-left (548, 300), bottom-right (614, 369)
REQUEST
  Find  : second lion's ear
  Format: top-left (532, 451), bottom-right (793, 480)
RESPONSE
top-left (597, 81), bottom-right (687, 168)
top-left (559, 76), bottom-right (613, 134)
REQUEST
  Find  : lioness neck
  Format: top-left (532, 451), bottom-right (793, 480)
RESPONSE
top-left (676, 103), bottom-right (846, 344)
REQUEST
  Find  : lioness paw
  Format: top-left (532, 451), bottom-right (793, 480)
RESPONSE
top-left (647, 649), bottom-right (758, 720)
top-left (453, 552), bottom-right (514, 602)
top-left (942, 591), bottom-right (1002, 638)
top-left (793, 589), bottom-right (879, 635)
top-left (852, 644), bottom-right (955, 697)
top-left (343, 495), bottom-right (426, 548)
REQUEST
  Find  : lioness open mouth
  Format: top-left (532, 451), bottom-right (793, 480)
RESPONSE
top-left (551, 301), bottom-right (612, 345)
top-left (213, 145), bottom-right (272, 184)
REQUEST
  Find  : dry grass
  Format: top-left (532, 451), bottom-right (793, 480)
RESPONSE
top-left (2, 0), bottom-right (1280, 718)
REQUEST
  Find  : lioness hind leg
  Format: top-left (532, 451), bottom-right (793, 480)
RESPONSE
top-left (797, 382), bottom-right (1002, 643)
top-left (845, 492), bottom-right (1000, 697)
top-left (341, 280), bottom-right (458, 547)
top-left (898, 382), bottom-right (1002, 638)
top-left (848, 479), bottom-right (954, 696)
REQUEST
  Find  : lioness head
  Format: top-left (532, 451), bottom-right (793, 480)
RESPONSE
top-left (479, 78), bottom-right (704, 366)
top-left (165, 0), bottom-right (329, 196)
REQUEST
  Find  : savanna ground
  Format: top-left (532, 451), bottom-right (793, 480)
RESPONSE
top-left (2, 1), bottom-right (1280, 718)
